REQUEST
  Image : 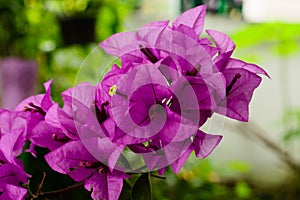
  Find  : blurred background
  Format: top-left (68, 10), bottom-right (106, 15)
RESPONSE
top-left (1, 0), bottom-right (300, 199)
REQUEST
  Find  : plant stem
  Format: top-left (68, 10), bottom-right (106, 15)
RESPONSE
top-left (26, 181), bottom-right (84, 200)
top-left (35, 172), bottom-right (46, 195)
top-left (237, 122), bottom-right (300, 174)
top-left (150, 174), bottom-right (166, 179)
top-left (39, 181), bottom-right (84, 198)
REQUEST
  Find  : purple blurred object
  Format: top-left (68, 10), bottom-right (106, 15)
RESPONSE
top-left (0, 57), bottom-right (37, 110)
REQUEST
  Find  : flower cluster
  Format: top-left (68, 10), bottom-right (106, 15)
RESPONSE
top-left (0, 109), bottom-right (29, 199)
top-left (0, 5), bottom-right (268, 200)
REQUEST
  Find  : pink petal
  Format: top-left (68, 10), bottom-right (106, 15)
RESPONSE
top-left (173, 5), bottom-right (207, 36)
top-left (0, 183), bottom-right (27, 200)
top-left (225, 58), bottom-right (270, 78)
top-left (170, 146), bottom-right (193, 174)
top-left (41, 80), bottom-right (54, 111)
top-left (84, 171), bottom-right (127, 200)
top-left (217, 68), bottom-right (262, 121)
top-left (193, 131), bottom-right (223, 158)
top-left (206, 29), bottom-right (236, 55)
top-left (44, 140), bottom-right (95, 181)
top-left (99, 31), bottom-right (136, 56)
top-left (142, 20), bottom-right (170, 28)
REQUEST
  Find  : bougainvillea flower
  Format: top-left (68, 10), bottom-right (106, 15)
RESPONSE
top-left (166, 130), bottom-right (222, 174)
top-left (42, 82), bottom-right (127, 171)
top-left (170, 130), bottom-right (222, 173)
top-left (0, 183), bottom-right (27, 200)
top-left (172, 5), bottom-right (206, 35)
top-left (29, 119), bottom-right (68, 151)
top-left (206, 29), bottom-right (269, 77)
top-left (100, 6), bottom-right (222, 81)
top-left (15, 80), bottom-right (53, 117)
top-left (13, 80), bottom-right (54, 154)
top-left (0, 151), bottom-right (29, 200)
top-left (0, 163), bottom-right (28, 187)
top-left (128, 130), bottom-right (222, 175)
top-left (101, 26), bottom-right (218, 76)
top-left (99, 5), bottom-right (225, 129)
top-left (98, 64), bottom-right (125, 104)
top-left (105, 60), bottom-right (224, 173)
top-left (128, 140), bottom-right (190, 174)
top-left (32, 82), bottom-right (105, 151)
top-left (216, 68), bottom-right (262, 121)
top-left (45, 82), bottom-right (97, 141)
top-left (110, 62), bottom-right (201, 142)
top-left (0, 109), bottom-right (27, 164)
top-left (98, 2), bottom-right (268, 175)
top-left (0, 110), bottom-right (29, 200)
top-left (12, 80), bottom-right (76, 157)
top-left (0, 150), bottom-right (29, 199)
top-left (100, 5), bottom-right (210, 59)
top-left (206, 30), bottom-right (269, 121)
top-left (45, 140), bottom-right (128, 200)
top-left (97, 5), bottom-right (228, 175)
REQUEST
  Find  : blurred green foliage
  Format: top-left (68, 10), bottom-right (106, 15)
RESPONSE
top-left (0, 0), bottom-right (58, 58)
top-left (45, 0), bottom-right (102, 17)
top-left (149, 157), bottom-right (253, 200)
top-left (41, 0), bottom-right (138, 100)
top-left (231, 23), bottom-right (300, 145)
top-left (231, 23), bottom-right (300, 57)
top-left (282, 109), bottom-right (300, 142)
top-left (150, 157), bottom-right (300, 200)
top-left (0, 0), bottom-right (138, 95)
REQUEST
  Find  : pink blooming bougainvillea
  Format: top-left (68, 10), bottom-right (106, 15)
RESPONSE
top-left (0, 5), bottom-right (268, 200)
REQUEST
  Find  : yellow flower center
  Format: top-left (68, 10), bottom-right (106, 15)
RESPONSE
top-left (109, 85), bottom-right (117, 96)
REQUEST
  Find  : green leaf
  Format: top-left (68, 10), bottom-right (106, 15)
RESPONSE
top-left (119, 179), bottom-right (133, 200)
top-left (132, 173), bottom-right (152, 200)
